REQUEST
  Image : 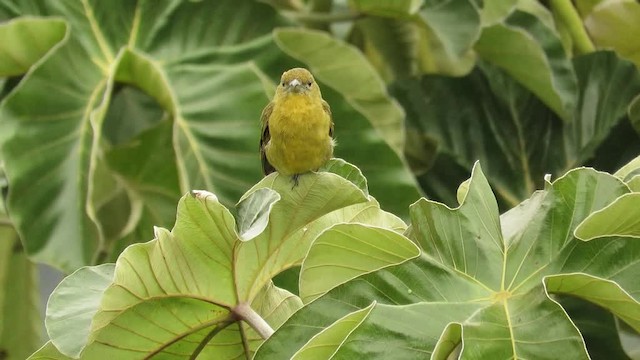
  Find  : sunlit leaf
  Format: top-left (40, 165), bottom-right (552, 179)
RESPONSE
top-left (0, 17), bottom-right (66, 76)
top-left (575, 193), bottom-right (640, 240)
top-left (585, 0), bottom-right (640, 66)
top-left (45, 264), bottom-right (114, 358)
top-left (258, 164), bottom-right (640, 358)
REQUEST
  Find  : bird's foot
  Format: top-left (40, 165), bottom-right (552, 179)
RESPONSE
top-left (291, 174), bottom-right (301, 189)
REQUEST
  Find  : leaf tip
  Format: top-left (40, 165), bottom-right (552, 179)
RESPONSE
top-left (190, 189), bottom-right (219, 202)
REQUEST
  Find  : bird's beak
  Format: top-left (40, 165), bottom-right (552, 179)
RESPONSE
top-left (287, 78), bottom-right (307, 93)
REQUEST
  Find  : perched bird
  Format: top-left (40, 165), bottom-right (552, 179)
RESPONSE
top-left (260, 68), bottom-right (334, 184)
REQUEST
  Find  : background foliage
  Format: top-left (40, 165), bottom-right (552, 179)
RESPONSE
top-left (0, 0), bottom-right (639, 359)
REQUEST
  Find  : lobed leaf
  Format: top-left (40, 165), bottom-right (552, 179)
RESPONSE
top-left (258, 163), bottom-right (640, 358)
top-left (40, 169), bottom-right (405, 358)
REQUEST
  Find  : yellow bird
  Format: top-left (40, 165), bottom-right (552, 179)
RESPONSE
top-left (260, 68), bottom-right (334, 184)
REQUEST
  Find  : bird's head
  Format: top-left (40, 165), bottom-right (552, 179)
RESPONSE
top-left (277, 68), bottom-right (319, 96)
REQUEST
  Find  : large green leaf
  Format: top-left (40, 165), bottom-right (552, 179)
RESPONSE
top-left (42, 171), bottom-right (405, 358)
top-left (299, 223), bottom-right (420, 303)
top-left (1, 1), bottom-right (422, 272)
top-left (584, 0), bottom-right (640, 67)
top-left (257, 163), bottom-right (640, 358)
top-left (414, 0), bottom-right (480, 76)
top-left (475, 10), bottom-right (577, 121)
top-left (575, 193), bottom-right (640, 240)
top-left (392, 51), bottom-right (640, 208)
top-left (0, 17), bottom-right (66, 76)
top-left (0, 0), bottom-right (281, 271)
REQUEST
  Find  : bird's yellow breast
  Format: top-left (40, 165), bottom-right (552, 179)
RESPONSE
top-left (266, 94), bottom-right (333, 175)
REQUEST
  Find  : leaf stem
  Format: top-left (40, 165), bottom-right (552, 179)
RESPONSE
top-left (280, 9), bottom-right (362, 23)
top-left (233, 303), bottom-right (274, 339)
top-left (549, 0), bottom-right (595, 54)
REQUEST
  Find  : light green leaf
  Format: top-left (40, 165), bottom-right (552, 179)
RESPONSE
top-left (259, 164), bottom-right (640, 358)
top-left (319, 158), bottom-right (368, 196)
top-left (1, 1), bottom-right (421, 273)
top-left (414, 0), bottom-right (480, 76)
top-left (574, 0), bottom-right (606, 17)
top-left (419, 0), bottom-right (480, 60)
top-left (350, 0), bottom-right (423, 17)
top-left (0, 0), bottom-right (287, 272)
top-left (27, 342), bottom-right (71, 360)
top-left (614, 154), bottom-right (640, 181)
top-left (236, 188), bottom-right (280, 242)
top-left (0, 227), bottom-right (42, 360)
top-left (480, 0), bottom-right (517, 25)
top-left (546, 273), bottom-right (640, 331)
top-left (629, 176), bottom-right (640, 192)
top-left (0, 17), bottom-right (66, 76)
top-left (290, 302), bottom-right (376, 360)
top-left (431, 322), bottom-right (462, 360)
top-left (575, 193), bottom-right (640, 240)
top-left (74, 171), bottom-right (404, 358)
top-left (300, 223), bottom-right (419, 303)
top-left (585, 0), bottom-right (640, 66)
top-left (45, 264), bottom-right (114, 358)
top-left (475, 10), bottom-right (577, 121)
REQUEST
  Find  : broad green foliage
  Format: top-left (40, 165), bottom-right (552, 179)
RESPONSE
top-left (33, 169), bottom-right (406, 359)
top-left (393, 52), bottom-right (640, 208)
top-left (257, 163), bottom-right (640, 358)
top-left (0, 0), bottom-right (420, 273)
top-left (1, 1), bottom-right (640, 359)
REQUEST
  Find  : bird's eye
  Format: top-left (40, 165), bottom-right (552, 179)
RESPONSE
top-left (307, 81), bottom-right (312, 87)
top-left (281, 82), bottom-right (285, 86)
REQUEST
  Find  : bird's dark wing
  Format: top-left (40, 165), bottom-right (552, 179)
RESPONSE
top-left (260, 102), bottom-right (276, 175)
top-left (322, 99), bottom-right (334, 138)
